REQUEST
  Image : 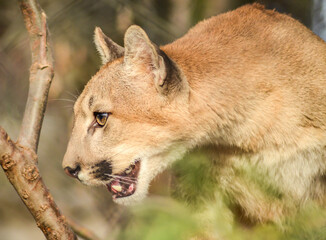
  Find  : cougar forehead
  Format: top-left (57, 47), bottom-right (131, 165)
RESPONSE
top-left (78, 60), bottom-right (174, 125)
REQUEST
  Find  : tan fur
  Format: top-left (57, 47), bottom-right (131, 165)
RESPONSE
top-left (63, 4), bottom-right (326, 223)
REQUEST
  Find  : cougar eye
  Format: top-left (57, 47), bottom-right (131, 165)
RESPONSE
top-left (94, 112), bottom-right (109, 127)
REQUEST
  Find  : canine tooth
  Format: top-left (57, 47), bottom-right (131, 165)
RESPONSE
top-left (125, 167), bottom-right (132, 174)
top-left (111, 183), bottom-right (122, 192)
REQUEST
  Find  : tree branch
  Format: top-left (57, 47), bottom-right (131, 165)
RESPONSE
top-left (0, 0), bottom-right (78, 239)
top-left (0, 127), bottom-right (76, 239)
top-left (18, 0), bottom-right (54, 153)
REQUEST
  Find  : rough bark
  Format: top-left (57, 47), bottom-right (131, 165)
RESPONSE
top-left (0, 129), bottom-right (76, 239)
top-left (18, 0), bottom-right (54, 153)
top-left (0, 0), bottom-right (77, 239)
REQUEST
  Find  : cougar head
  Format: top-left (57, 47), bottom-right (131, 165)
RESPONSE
top-left (62, 26), bottom-right (191, 205)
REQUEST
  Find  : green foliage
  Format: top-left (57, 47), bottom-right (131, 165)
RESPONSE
top-left (190, 0), bottom-right (208, 26)
top-left (118, 194), bottom-right (326, 240)
top-left (172, 149), bottom-right (218, 210)
top-left (118, 150), bottom-right (326, 240)
top-left (118, 199), bottom-right (199, 240)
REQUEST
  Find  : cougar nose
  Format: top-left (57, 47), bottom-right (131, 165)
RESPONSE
top-left (64, 165), bottom-right (81, 179)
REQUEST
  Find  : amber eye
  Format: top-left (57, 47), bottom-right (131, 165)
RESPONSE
top-left (94, 112), bottom-right (109, 127)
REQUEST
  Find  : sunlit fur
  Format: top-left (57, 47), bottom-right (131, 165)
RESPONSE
top-left (63, 4), bottom-right (326, 221)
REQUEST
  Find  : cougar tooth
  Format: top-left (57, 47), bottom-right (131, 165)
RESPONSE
top-left (112, 183), bottom-right (122, 192)
top-left (125, 167), bottom-right (132, 174)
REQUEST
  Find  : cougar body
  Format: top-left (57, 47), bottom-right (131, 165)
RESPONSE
top-left (63, 4), bottom-right (326, 223)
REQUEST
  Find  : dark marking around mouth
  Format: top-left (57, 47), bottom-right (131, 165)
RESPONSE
top-left (92, 160), bottom-right (112, 181)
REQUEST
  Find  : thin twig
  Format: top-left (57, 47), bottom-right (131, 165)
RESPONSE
top-left (18, 0), bottom-right (54, 153)
top-left (67, 217), bottom-right (102, 240)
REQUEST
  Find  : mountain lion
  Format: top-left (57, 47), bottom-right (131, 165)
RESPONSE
top-left (63, 4), bottom-right (326, 223)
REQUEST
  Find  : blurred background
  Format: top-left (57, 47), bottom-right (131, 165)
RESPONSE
top-left (0, 0), bottom-right (324, 239)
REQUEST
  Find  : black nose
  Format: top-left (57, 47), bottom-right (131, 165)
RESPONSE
top-left (64, 165), bottom-right (81, 179)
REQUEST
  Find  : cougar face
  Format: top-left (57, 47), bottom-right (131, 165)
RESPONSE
top-left (63, 26), bottom-right (190, 205)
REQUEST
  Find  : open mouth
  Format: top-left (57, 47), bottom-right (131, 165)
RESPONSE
top-left (107, 160), bottom-right (140, 199)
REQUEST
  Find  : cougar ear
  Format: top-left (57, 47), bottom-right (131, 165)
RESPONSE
top-left (124, 25), bottom-right (167, 92)
top-left (94, 27), bottom-right (124, 64)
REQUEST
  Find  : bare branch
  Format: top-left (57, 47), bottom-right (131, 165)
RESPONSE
top-left (0, 0), bottom-right (79, 239)
top-left (18, 0), bottom-right (54, 153)
top-left (0, 128), bottom-right (12, 155)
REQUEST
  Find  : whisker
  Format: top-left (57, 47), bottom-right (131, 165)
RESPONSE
top-left (74, 87), bottom-right (81, 96)
top-left (106, 162), bottom-right (139, 168)
top-left (50, 98), bottom-right (76, 103)
top-left (105, 177), bottom-right (137, 185)
top-left (113, 174), bottom-right (138, 180)
top-left (104, 173), bottom-right (138, 182)
top-left (104, 176), bottom-right (138, 185)
top-left (105, 173), bottom-right (137, 180)
top-left (115, 179), bottom-right (137, 185)
top-left (116, 179), bottom-right (137, 185)
top-left (63, 105), bottom-right (73, 109)
top-left (103, 146), bottom-right (141, 165)
top-left (66, 90), bottom-right (79, 100)
top-left (115, 175), bottom-right (138, 181)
